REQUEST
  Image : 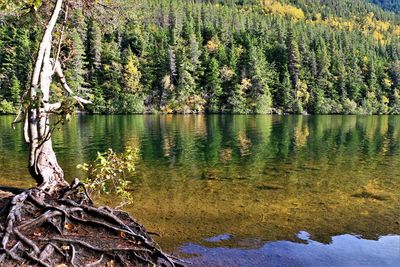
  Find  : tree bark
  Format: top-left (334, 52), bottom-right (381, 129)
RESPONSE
top-left (1, 3), bottom-right (182, 266)
top-left (26, 0), bottom-right (71, 193)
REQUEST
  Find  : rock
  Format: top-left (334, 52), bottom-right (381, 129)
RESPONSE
top-left (352, 182), bottom-right (393, 201)
top-left (256, 184), bottom-right (284, 190)
top-left (351, 191), bottom-right (391, 201)
top-left (271, 108), bottom-right (282, 115)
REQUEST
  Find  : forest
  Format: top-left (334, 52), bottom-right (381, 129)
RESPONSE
top-left (370, 0), bottom-right (400, 14)
top-left (2, 0), bottom-right (400, 114)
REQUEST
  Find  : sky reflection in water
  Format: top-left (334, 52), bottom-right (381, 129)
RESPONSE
top-left (182, 232), bottom-right (400, 267)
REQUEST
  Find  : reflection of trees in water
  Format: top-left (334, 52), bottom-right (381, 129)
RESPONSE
top-left (1, 115), bottom-right (400, 248)
top-left (293, 116), bottom-right (309, 148)
top-left (237, 131), bottom-right (251, 157)
top-left (1, 115), bottom-right (400, 181)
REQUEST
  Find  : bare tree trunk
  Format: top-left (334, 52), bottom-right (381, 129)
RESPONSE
top-left (1, 3), bottom-right (182, 265)
top-left (25, 0), bottom-right (76, 193)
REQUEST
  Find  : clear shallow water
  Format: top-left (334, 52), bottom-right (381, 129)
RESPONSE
top-left (0, 115), bottom-right (399, 266)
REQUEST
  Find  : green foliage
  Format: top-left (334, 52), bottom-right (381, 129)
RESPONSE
top-left (64, 26), bottom-right (86, 97)
top-left (342, 98), bottom-right (358, 114)
top-left (247, 45), bottom-right (273, 113)
top-left (370, 0), bottom-right (400, 14)
top-left (0, 0), bottom-right (42, 12)
top-left (123, 49), bottom-right (142, 93)
top-left (116, 93), bottom-right (145, 114)
top-left (0, 99), bottom-right (16, 114)
top-left (206, 57), bottom-right (222, 113)
top-left (9, 74), bottom-right (20, 105)
top-left (77, 147), bottom-right (139, 208)
top-left (2, 0), bottom-right (400, 114)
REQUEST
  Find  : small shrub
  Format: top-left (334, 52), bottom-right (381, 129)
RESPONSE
top-left (118, 93), bottom-right (145, 113)
top-left (77, 147), bottom-right (139, 208)
top-left (342, 98), bottom-right (358, 114)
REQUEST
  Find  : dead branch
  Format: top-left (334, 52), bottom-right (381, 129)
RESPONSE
top-left (53, 60), bottom-right (92, 105)
top-left (53, 5), bottom-right (69, 71)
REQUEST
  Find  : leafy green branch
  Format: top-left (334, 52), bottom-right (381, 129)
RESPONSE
top-left (77, 147), bottom-right (139, 208)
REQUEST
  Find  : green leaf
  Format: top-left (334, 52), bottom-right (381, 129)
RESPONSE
top-left (33, 0), bottom-right (42, 11)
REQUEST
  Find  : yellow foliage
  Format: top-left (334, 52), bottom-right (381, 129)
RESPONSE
top-left (382, 95), bottom-right (389, 105)
top-left (376, 20), bottom-right (390, 32)
top-left (123, 53), bottom-right (142, 93)
top-left (262, 0), bottom-right (305, 20)
top-left (162, 75), bottom-right (174, 91)
top-left (259, 0), bottom-right (400, 45)
top-left (236, 45), bottom-right (245, 56)
top-left (393, 26), bottom-right (400, 36)
top-left (220, 65), bottom-right (235, 81)
top-left (206, 37), bottom-right (219, 52)
top-left (303, 8), bottom-right (398, 45)
top-left (372, 31), bottom-right (384, 42)
top-left (383, 78), bottom-right (393, 88)
top-left (296, 80), bottom-right (309, 104)
top-left (239, 78), bottom-right (252, 92)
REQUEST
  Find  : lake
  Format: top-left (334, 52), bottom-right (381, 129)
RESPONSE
top-left (0, 115), bottom-right (399, 266)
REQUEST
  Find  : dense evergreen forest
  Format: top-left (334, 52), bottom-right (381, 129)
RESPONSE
top-left (3, 0), bottom-right (400, 114)
top-left (370, 0), bottom-right (400, 14)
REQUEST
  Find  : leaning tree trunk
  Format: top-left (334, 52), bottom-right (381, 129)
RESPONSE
top-left (0, 1), bottom-right (182, 265)
top-left (27, 0), bottom-right (65, 193)
top-left (26, 0), bottom-right (88, 194)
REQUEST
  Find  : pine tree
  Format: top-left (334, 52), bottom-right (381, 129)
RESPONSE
top-left (286, 27), bottom-right (300, 97)
top-left (0, 25), bottom-right (17, 100)
top-left (85, 19), bottom-right (103, 111)
top-left (206, 57), bottom-right (222, 113)
top-left (347, 58), bottom-right (365, 104)
top-left (86, 19), bottom-right (102, 80)
top-left (281, 67), bottom-right (294, 111)
top-left (316, 37), bottom-right (335, 102)
top-left (100, 38), bottom-right (123, 112)
top-left (65, 28), bottom-right (86, 95)
top-left (247, 45), bottom-right (273, 113)
top-left (176, 42), bottom-right (198, 113)
top-left (9, 74), bottom-right (20, 105)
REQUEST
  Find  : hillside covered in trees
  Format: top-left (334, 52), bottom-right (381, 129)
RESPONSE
top-left (3, 0), bottom-right (400, 114)
top-left (370, 0), bottom-right (400, 14)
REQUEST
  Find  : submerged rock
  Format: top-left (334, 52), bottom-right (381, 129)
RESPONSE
top-left (352, 182), bottom-right (393, 201)
top-left (352, 191), bottom-right (391, 201)
top-left (256, 184), bottom-right (284, 190)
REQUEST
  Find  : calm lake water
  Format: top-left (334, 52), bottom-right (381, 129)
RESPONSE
top-left (1, 115), bottom-right (399, 266)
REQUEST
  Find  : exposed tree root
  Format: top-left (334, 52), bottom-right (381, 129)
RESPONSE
top-left (0, 180), bottom-right (183, 267)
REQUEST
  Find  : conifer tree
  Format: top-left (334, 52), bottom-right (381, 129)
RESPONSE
top-left (206, 57), bottom-right (223, 113)
top-left (9, 74), bottom-right (20, 105)
top-left (247, 45), bottom-right (273, 113)
top-left (2, 0), bottom-right (400, 115)
top-left (286, 26), bottom-right (300, 97)
top-left (100, 38), bottom-right (123, 112)
top-left (65, 28), bottom-right (86, 95)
